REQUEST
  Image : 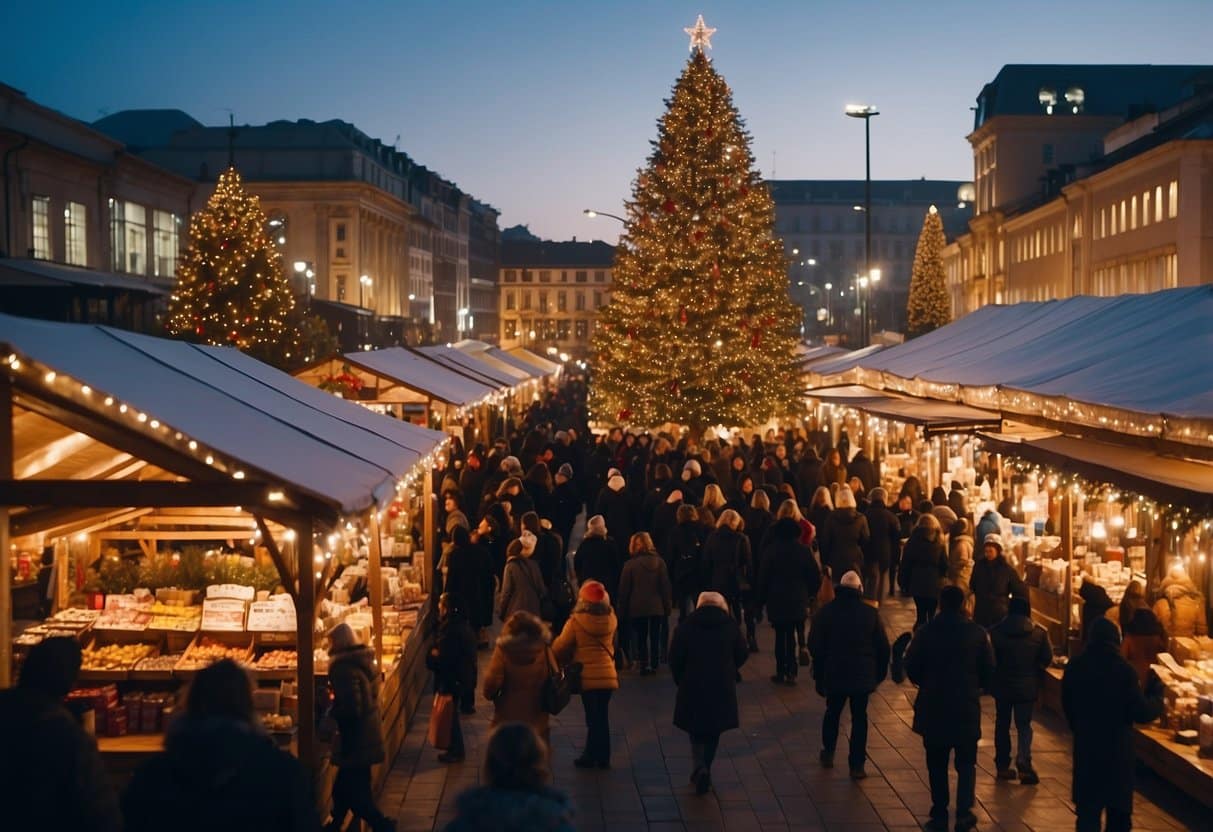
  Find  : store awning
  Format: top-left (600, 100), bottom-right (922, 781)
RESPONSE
top-left (416, 345), bottom-right (521, 389)
top-left (0, 315), bottom-right (448, 517)
top-left (978, 430), bottom-right (1213, 511)
top-left (449, 340), bottom-right (538, 382)
top-left (507, 347), bottom-right (562, 375)
top-left (799, 345), bottom-right (850, 369)
top-left (810, 385), bottom-right (1002, 434)
top-left (0, 258), bottom-right (174, 295)
top-left (343, 348), bottom-right (502, 408)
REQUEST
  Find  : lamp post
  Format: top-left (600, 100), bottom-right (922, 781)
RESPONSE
top-left (824, 282), bottom-right (834, 329)
top-left (292, 260), bottom-right (316, 310)
top-left (359, 274), bottom-right (372, 309)
top-left (583, 208), bottom-right (626, 224)
top-left (846, 104), bottom-right (879, 343)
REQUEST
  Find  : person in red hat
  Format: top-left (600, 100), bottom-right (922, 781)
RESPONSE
top-left (553, 580), bottom-right (619, 768)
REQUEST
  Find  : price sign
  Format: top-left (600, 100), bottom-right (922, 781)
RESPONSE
top-left (207, 584), bottom-right (256, 601)
top-left (247, 599), bottom-right (297, 633)
top-left (201, 598), bottom-right (246, 632)
top-left (104, 594), bottom-right (141, 610)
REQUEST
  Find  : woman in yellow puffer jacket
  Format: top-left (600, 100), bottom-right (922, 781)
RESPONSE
top-left (553, 580), bottom-right (618, 768)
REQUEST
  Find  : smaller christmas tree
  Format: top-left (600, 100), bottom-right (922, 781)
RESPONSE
top-left (905, 205), bottom-right (951, 338)
top-left (167, 168), bottom-right (299, 366)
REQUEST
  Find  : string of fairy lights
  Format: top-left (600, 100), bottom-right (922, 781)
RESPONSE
top-left (590, 48), bottom-right (802, 429)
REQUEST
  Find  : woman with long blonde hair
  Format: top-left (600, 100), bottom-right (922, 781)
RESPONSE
top-left (702, 509), bottom-right (756, 648)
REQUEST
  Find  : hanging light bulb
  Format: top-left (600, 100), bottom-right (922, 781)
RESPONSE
top-left (1091, 520), bottom-right (1107, 540)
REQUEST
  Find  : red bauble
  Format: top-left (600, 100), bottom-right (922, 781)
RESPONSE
top-left (704, 128), bottom-right (714, 138)
top-left (750, 332), bottom-right (762, 348)
top-left (693, 230), bottom-right (705, 242)
top-left (711, 262), bottom-right (721, 278)
top-left (724, 387), bottom-right (734, 396)
top-left (388, 504), bottom-right (401, 519)
top-left (627, 328), bottom-right (636, 340)
top-left (739, 186), bottom-right (749, 197)
top-left (679, 307), bottom-right (688, 325)
top-left (662, 199), bottom-right (676, 214)
top-left (618, 408), bottom-right (632, 422)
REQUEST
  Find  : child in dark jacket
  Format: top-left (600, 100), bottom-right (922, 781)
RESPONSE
top-left (427, 593), bottom-right (478, 763)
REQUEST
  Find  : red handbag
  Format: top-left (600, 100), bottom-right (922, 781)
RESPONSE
top-left (427, 693), bottom-right (454, 750)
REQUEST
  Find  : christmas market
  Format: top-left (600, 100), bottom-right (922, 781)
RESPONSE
top-left (0, 314), bottom-right (449, 795)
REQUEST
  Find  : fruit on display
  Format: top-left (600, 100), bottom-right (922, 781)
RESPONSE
top-left (81, 643), bottom-right (156, 671)
top-left (149, 602), bottom-right (202, 617)
top-left (134, 654), bottom-right (183, 672)
top-left (176, 637), bottom-right (252, 670)
top-left (261, 713), bottom-right (293, 731)
top-left (255, 650), bottom-right (297, 670)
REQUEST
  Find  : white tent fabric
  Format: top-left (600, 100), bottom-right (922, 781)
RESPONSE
top-left (507, 347), bottom-right (562, 375)
top-left (808, 287), bottom-right (1213, 448)
top-left (416, 345), bottom-right (519, 389)
top-left (346, 347), bottom-right (499, 408)
top-left (451, 340), bottom-right (544, 380)
top-left (447, 342), bottom-right (533, 382)
top-left (0, 315), bottom-right (447, 515)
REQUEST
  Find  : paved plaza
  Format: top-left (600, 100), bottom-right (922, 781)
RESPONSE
top-left (380, 595), bottom-right (1203, 831)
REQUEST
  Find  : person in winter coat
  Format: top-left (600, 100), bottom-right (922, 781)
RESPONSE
top-left (795, 448), bottom-right (825, 505)
top-left (640, 463), bottom-right (675, 532)
top-left (474, 510), bottom-right (509, 584)
top-left (905, 586), bottom-right (995, 832)
top-left (573, 515), bottom-right (623, 602)
top-left (848, 449), bottom-right (877, 493)
top-left (618, 532), bottom-right (673, 674)
top-left (862, 487), bottom-right (900, 603)
top-left (667, 504), bottom-right (706, 620)
top-left (427, 593), bottom-right (478, 762)
top-left (669, 591), bottom-right (749, 795)
top-left (988, 596), bottom-right (1053, 784)
top-left (975, 507), bottom-right (1003, 543)
top-left (0, 637), bottom-right (122, 832)
top-left (898, 475), bottom-right (925, 510)
top-left (680, 459), bottom-right (707, 507)
top-left (1118, 579), bottom-right (1149, 632)
top-left (325, 624), bottom-right (392, 832)
top-left (553, 581), bottom-right (619, 768)
top-left (1062, 618), bottom-right (1164, 832)
top-left (123, 659), bottom-right (318, 832)
top-left (551, 463), bottom-right (582, 556)
top-left (498, 533), bottom-right (548, 622)
top-left (758, 515), bottom-right (822, 683)
top-left (1121, 607), bottom-right (1168, 688)
top-left (947, 517), bottom-right (976, 595)
top-left (743, 490), bottom-right (774, 560)
top-left (900, 513), bottom-right (948, 630)
top-left (594, 472), bottom-right (635, 551)
top-left (971, 534), bottom-right (1026, 629)
top-left (482, 611), bottom-right (553, 747)
top-left (444, 525), bottom-right (496, 653)
top-left (651, 486), bottom-right (682, 550)
top-left (458, 450), bottom-right (488, 523)
top-left (1152, 563), bottom-right (1209, 637)
top-left (768, 499), bottom-right (818, 666)
top-left (701, 509), bottom-right (756, 648)
top-left (820, 485), bottom-right (870, 580)
top-left (443, 723), bottom-right (574, 832)
top-left (809, 571), bottom-right (891, 779)
top-left (523, 463), bottom-right (554, 522)
top-left (893, 493), bottom-right (920, 597)
top-left (823, 447), bottom-right (847, 487)
top-left (1078, 578), bottom-right (1116, 646)
top-left (808, 486), bottom-right (834, 544)
top-left (522, 513), bottom-right (566, 621)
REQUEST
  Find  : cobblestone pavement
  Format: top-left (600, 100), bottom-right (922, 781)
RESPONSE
top-left (381, 593), bottom-right (1204, 832)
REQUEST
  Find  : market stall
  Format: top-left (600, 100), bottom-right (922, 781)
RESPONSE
top-left (506, 346), bottom-right (563, 378)
top-left (1, 314), bottom-right (449, 792)
top-left (416, 344), bottom-right (534, 415)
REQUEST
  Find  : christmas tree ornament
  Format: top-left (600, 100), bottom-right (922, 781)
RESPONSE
top-left (683, 14), bottom-right (716, 53)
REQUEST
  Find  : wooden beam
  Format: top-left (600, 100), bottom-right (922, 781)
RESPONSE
top-left (0, 480), bottom-right (321, 520)
top-left (254, 515), bottom-right (297, 602)
top-left (96, 530), bottom-right (259, 542)
top-left (1, 376), bottom-right (12, 686)
top-left (368, 510), bottom-right (384, 669)
top-left (296, 520), bottom-right (316, 779)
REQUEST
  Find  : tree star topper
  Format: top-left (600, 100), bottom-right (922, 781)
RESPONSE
top-left (684, 14), bottom-right (716, 53)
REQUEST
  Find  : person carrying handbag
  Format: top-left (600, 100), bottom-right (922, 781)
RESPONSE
top-left (498, 533), bottom-right (549, 623)
top-left (482, 611), bottom-right (554, 748)
top-left (553, 581), bottom-right (618, 769)
top-left (426, 593), bottom-right (477, 763)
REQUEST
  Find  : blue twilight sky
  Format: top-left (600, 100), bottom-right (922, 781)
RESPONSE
top-left (3, 1), bottom-right (1211, 243)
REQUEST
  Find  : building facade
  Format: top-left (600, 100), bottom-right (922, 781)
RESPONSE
top-left (499, 239), bottom-right (614, 358)
top-left (769, 179), bottom-right (971, 338)
top-left (0, 84), bottom-right (196, 329)
top-left (944, 64), bottom-right (1213, 315)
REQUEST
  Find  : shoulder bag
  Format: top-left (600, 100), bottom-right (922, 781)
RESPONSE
top-left (541, 645), bottom-right (577, 714)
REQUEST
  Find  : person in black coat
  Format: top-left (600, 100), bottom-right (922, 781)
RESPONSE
top-left (426, 593), bottom-right (478, 762)
top-left (639, 464), bottom-right (674, 533)
top-left (123, 660), bottom-right (319, 832)
top-left (988, 596), bottom-right (1053, 783)
top-left (893, 493), bottom-right (920, 596)
top-left (550, 463), bottom-right (582, 556)
top-left (669, 591), bottom-right (750, 795)
top-left (594, 473), bottom-right (636, 549)
top-left (1063, 618), bottom-right (1164, 832)
top-left (700, 511), bottom-right (753, 636)
top-left (862, 488), bottom-right (901, 603)
top-left (757, 516), bottom-right (821, 683)
top-left (794, 448), bottom-right (825, 506)
top-left (970, 534), bottom-right (1026, 628)
top-left (0, 638), bottom-right (122, 832)
top-left (848, 449), bottom-right (877, 493)
top-left (819, 486), bottom-right (870, 579)
top-left (667, 504), bottom-right (706, 620)
top-left (899, 514), bottom-right (948, 630)
top-left (573, 515), bottom-right (623, 602)
top-left (445, 525), bottom-right (496, 651)
top-left (905, 586), bottom-right (995, 832)
top-left (808, 572), bottom-right (890, 779)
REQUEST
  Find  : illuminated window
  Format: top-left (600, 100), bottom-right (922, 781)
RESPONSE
top-left (64, 201), bottom-right (87, 265)
top-left (31, 196), bottom-right (51, 259)
top-left (1142, 192), bottom-right (1151, 227)
top-left (110, 201), bottom-right (147, 274)
top-left (153, 210), bottom-right (178, 277)
top-left (575, 320), bottom-right (588, 339)
top-left (1169, 181), bottom-right (1178, 218)
top-left (1155, 186), bottom-right (1164, 223)
top-left (1129, 195), bottom-right (1137, 231)
top-left (575, 291), bottom-right (586, 312)
top-left (504, 319), bottom-right (517, 339)
top-left (557, 291), bottom-right (567, 312)
top-left (505, 291), bottom-right (516, 311)
top-left (538, 292), bottom-right (549, 313)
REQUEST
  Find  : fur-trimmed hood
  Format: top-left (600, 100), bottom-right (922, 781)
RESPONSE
top-left (1160, 573), bottom-right (1201, 599)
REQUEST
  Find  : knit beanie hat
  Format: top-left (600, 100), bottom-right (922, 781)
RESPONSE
top-left (682, 459), bottom-right (701, 480)
top-left (840, 570), bottom-right (863, 591)
top-left (983, 533), bottom-right (1004, 552)
top-left (557, 463), bottom-right (574, 480)
top-left (578, 580), bottom-right (608, 604)
top-left (329, 622), bottom-right (359, 653)
top-left (696, 591), bottom-right (729, 611)
top-left (586, 514), bottom-right (607, 537)
top-left (502, 455), bottom-right (522, 474)
top-left (607, 467), bottom-right (622, 480)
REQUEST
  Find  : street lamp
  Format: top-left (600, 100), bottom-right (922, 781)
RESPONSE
top-left (359, 274), bottom-right (372, 308)
top-left (824, 282), bottom-right (833, 327)
top-left (846, 103), bottom-right (879, 341)
top-left (583, 208), bottom-right (626, 224)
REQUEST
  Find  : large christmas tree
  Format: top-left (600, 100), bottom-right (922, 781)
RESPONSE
top-left (905, 205), bottom-right (951, 338)
top-left (591, 21), bottom-right (802, 431)
top-left (166, 168), bottom-right (300, 367)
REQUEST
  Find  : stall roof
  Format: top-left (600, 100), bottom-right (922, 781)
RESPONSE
top-left (808, 287), bottom-right (1213, 447)
top-left (799, 345), bottom-right (849, 368)
top-left (343, 347), bottom-right (499, 408)
top-left (978, 430), bottom-right (1213, 511)
top-left (448, 341), bottom-right (535, 382)
top-left (452, 340), bottom-right (547, 380)
top-left (416, 345), bottom-right (519, 389)
top-left (810, 386), bottom-right (1002, 433)
top-left (0, 315), bottom-right (448, 516)
top-left (507, 347), bottom-right (562, 375)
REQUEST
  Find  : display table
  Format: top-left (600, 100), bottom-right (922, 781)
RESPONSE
top-left (1133, 725), bottom-right (1213, 809)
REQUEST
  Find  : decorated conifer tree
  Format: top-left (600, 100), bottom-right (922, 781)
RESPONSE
top-left (166, 168), bottom-right (300, 367)
top-left (591, 19), bottom-right (802, 431)
top-left (905, 205), bottom-right (952, 338)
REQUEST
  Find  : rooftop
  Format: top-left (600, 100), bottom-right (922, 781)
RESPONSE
top-left (501, 239), bottom-right (615, 268)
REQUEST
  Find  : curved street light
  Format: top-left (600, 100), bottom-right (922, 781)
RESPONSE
top-left (583, 208), bottom-right (627, 224)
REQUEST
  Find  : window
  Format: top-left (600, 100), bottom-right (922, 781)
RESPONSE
top-left (1142, 192), bottom-right (1151, 227)
top-left (333, 222), bottom-right (348, 260)
top-left (1109, 204), bottom-right (1118, 236)
top-left (575, 320), bottom-right (588, 339)
top-left (1119, 200), bottom-right (1126, 234)
top-left (557, 291), bottom-right (567, 312)
top-left (64, 201), bottom-right (87, 265)
top-left (1129, 195), bottom-right (1137, 231)
top-left (575, 270), bottom-right (587, 283)
top-left (594, 270), bottom-right (606, 283)
top-left (504, 319), bottom-right (518, 339)
top-left (503, 269), bottom-right (518, 283)
top-left (1169, 180), bottom-right (1178, 218)
top-left (31, 196), bottom-right (51, 259)
top-left (593, 290), bottom-right (603, 308)
top-left (110, 201), bottom-right (147, 274)
top-left (539, 270), bottom-right (551, 283)
top-left (505, 291), bottom-right (516, 311)
top-left (153, 210), bottom-right (178, 277)
top-left (336, 274), bottom-right (348, 302)
top-left (1098, 208), bottom-right (1106, 239)
top-left (1042, 144), bottom-right (1054, 165)
top-left (336, 223), bottom-right (347, 242)
top-left (557, 320), bottom-right (571, 340)
top-left (538, 292), bottom-right (549, 313)
top-left (575, 291), bottom-right (586, 312)
top-left (521, 291), bottom-right (532, 311)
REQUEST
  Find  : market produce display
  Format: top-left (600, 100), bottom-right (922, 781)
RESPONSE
top-left (255, 649), bottom-right (297, 670)
top-left (81, 642), bottom-right (156, 671)
top-left (176, 636), bottom-right (252, 670)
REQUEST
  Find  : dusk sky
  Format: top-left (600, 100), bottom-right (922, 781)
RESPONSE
top-left (4, 1), bottom-right (1211, 243)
